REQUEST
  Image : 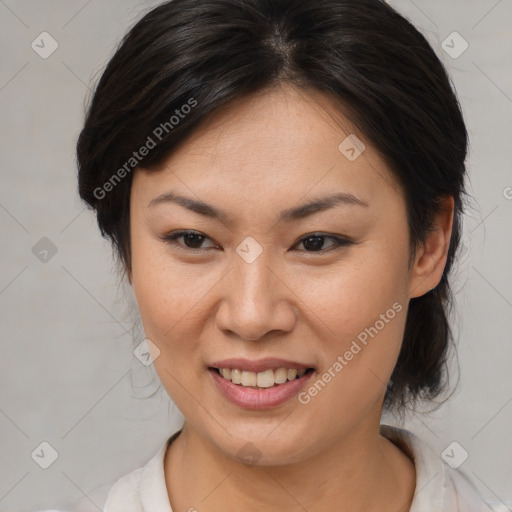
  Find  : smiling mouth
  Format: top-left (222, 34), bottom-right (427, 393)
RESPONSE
top-left (209, 367), bottom-right (315, 389)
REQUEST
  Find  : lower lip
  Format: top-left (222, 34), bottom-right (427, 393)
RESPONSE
top-left (208, 368), bottom-right (315, 410)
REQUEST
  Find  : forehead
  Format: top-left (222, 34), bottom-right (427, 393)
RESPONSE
top-left (132, 85), bottom-right (403, 217)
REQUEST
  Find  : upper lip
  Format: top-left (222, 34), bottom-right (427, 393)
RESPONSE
top-left (209, 358), bottom-right (314, 373)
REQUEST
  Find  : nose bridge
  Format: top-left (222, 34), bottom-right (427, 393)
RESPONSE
top-left (232, 242), bottom-right (276, 307)
top-left (217, 240), bottom-right (292, 340)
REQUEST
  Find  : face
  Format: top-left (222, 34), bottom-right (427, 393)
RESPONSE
top-left (129, 85), bottom-right (432, 465)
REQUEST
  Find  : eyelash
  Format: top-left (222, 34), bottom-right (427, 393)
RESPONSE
top-left (160, 230), bottom-right (353, 254)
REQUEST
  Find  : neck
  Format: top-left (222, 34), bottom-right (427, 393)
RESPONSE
top-left (165, 419), bottom-right (416, 512)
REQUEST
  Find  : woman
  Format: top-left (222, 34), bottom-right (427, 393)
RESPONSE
top-left (76, 0), bottom-right (505, 510)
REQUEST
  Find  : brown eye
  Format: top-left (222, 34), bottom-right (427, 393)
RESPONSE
top-left (161, 230), bottom-right (217, 250)
top-left (160, 230), bottom-right (352, 254)
top-left (295, 233), bottom-right (352, 253)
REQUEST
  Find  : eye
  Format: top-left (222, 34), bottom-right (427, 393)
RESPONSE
top-left (160, 230), bottom-right (218, 251)
top-left (293, 233), bottom-right (353, 253)
top-left (160, 230), bottom-right (352, 254)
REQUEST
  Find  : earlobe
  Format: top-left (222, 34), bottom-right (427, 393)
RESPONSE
top-left (409, 195), bottom-right (454, 299)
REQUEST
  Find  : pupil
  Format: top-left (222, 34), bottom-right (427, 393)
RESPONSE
top-left (185, 233), bottom-right (203, 248)
top-left (304, 236), bottom-right (323, 251)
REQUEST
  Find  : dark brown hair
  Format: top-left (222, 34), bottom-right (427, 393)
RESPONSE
top-left (76, 0), bottom-right (469, 414)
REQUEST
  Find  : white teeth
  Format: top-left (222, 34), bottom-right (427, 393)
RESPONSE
top-left (216, 367), bottom-right (311, 388)
top-left (231, 368), bottom-right (242, 384)
top-left (241, 370), bottom-right (257, 387)
top-left (274, 368), bottom-right (288, 384)
top-left (256, 369), bottom-right (275, 388)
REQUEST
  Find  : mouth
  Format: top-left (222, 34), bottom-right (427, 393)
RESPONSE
top-left (208, 366), bottom-right (316, 389)
top-left (207, 360), bottom-right (317, 410)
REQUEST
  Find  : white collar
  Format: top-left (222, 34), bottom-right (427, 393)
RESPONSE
top-left (139, 429), bottom-right (180, 512)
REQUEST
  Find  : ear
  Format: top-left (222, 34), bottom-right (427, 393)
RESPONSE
top-left (409, 195), bottom-right (454, 299)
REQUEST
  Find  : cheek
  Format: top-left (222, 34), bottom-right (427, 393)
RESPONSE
top-left (130, 236), bottom-right (214, 377)
top-left (300, 247), bottom-right (408, 337)
top-left (295, 248), bottom-right (409, 398)
top-left (131, 263), bottom-right (201, 406)
top-left (131, 229), bottom-right (191, 328)
top-left (130, 235), bottom-right (185, 353)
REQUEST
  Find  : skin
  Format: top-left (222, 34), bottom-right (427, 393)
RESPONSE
top-left (128, 84), bottom-right (454, 512)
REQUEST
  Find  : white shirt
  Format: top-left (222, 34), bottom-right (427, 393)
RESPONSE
top-left (73, 425), bottom-right (509, 512)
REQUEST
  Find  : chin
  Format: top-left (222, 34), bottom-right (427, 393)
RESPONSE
top-left (203, 417), bottom-right (318, 467)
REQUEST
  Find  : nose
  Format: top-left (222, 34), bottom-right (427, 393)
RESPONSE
top-left (215, 249), bottom-right (296, 341)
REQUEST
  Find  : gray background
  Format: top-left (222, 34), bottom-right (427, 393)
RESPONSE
top-left (0, 1), bottom-right (511, 511)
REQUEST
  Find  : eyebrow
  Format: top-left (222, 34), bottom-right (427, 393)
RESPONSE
top-left (148, 191), bottom-right (369, 223)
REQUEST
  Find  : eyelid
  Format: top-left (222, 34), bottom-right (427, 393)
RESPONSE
top-left (159, 230), bottom-right (219, 251)
top-left (159, 230), bottom-right (353, 253)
